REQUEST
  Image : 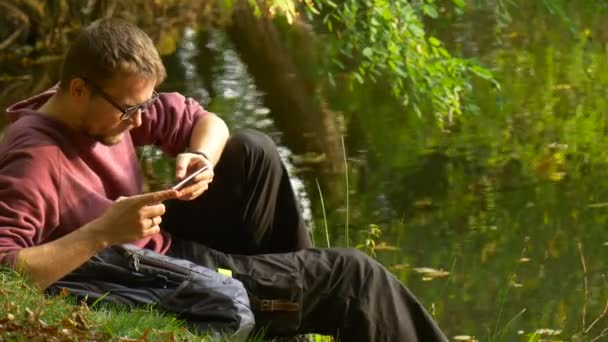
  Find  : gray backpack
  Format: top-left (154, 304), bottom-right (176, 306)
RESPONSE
top-left (49, 244), bottom-right (255, 339)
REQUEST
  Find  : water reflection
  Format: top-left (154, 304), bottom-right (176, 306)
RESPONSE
top-left (163, 28), bottom-right (314, 230)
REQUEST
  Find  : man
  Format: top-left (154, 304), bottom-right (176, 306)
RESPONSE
top-left (0, 18), bottom-right (448, 341)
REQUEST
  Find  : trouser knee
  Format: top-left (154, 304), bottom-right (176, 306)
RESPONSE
top-left (226, 129), bottom-right (281, 164)
top-left (326, 248), bottom-right (380, 292)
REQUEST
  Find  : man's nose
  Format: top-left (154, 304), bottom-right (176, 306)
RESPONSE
top-left (130, 109), bottom-right (143, 128)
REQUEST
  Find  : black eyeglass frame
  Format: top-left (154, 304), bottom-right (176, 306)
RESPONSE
top-left (80, 76), bottom-right (159, 121)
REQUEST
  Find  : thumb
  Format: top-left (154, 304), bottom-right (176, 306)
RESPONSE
top-left (175, 153), bottom-right (191, 180)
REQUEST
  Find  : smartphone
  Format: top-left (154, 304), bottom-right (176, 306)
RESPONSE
top-left (171, 165), bottom-right (209, 190)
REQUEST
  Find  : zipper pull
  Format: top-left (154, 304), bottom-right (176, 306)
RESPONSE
top-left (128, 254), bottom-right (140, 272)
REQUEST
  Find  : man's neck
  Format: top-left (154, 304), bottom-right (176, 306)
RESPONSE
top-left (38, 93), bottom-right (81, 131)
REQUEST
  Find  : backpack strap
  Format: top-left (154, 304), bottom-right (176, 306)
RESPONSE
top-left (251, 298), bottom-right (300, 312)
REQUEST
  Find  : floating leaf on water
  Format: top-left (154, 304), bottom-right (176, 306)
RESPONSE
top-left (390, 263), bottom-right (410, 271)
top-left (453, 335), bottom-right (478, 341)
top-left (549, 172), bottom-right (566, 182)
top-left (414, 198), bottom-right (433, 208)
top-left (374, 242), bottom-right (400, 252)
top-left (534, 328), bottom-right (562, 336)
top-left (519, 257), bottom-right (531, 263)
top-left (422, 277), bottom-right (433, 282)
top-left (413, 267), bottom-right (450, 279)
top-left (509, 279), bottom-right (523, 288)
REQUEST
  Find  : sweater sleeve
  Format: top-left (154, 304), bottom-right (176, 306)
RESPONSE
top-left (130, 92), bottom-right (209, 156)
top-left (0, 148), bottom-right (60, 268)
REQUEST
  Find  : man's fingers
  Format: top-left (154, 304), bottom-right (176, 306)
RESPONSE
top-left (130, 189), bottom-right (179, 206)
top-left (144, 225), bottom-right (161, 236)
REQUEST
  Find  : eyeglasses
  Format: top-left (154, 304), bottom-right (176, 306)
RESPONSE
top-left (81, 77), bottom-right (158, 121)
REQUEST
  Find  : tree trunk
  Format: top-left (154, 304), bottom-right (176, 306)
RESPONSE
top-left (226, 0), bottom-right (345, 206)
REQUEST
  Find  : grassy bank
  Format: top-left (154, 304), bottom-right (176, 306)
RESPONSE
top-left (0, 268), bottom-right (205, 341)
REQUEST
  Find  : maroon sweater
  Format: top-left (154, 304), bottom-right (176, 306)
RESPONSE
top-left (0, 87), bottom-right (208, 267)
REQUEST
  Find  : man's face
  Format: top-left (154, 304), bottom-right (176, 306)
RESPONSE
top-left (79, 74), bottom-right (157, 145)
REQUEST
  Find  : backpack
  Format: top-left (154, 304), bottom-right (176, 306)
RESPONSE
top-left (48, 244), bottom-right (255, 339)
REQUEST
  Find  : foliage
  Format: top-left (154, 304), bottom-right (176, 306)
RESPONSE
top-left (356, 224), bottom-right (383, 258)
top-left (303, 0), bottom-right (495, 128)
top-left (321, 0), bottom-right (608, 339)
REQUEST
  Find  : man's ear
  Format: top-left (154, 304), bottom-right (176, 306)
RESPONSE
top-left (69, 78), bottom-right (88, 99)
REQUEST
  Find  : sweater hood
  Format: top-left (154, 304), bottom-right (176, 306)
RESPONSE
top-left (5, 86), bottom-right (57, 122)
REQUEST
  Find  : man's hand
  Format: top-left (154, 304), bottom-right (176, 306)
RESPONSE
top-left (89, 189), bottom-right (179, 246)
top-left (174, 152), bottom-right (214, 201)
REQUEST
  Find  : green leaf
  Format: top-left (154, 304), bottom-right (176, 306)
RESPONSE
top-left (354, 72), bottom-right (364, 84)
top-left (469, 64), bottom-right (493, 80)
top-left (221, 0), bottom-right (234, 10)
top-left (332, 58), bottom-right (345, 69)
top-left (362, 47), bottom-right (373, 58)
top-left (408, 24), bottom-right (425, 38)
top-left (422, 4), bottom-right (438, 18)
top-left (452, 0), bottom-right (466, 8)
top-left (429, 36), bottom-right (442, 47)
top-left (328, 72), bottom-right (336, 87)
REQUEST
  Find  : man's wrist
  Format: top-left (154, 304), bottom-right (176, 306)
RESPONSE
top-left (189, 150), bottom-right (210, 161)
top-left (188, 150), bottom-right (214, 168)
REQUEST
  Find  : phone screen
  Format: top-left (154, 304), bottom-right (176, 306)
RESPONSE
top-left (171, 165), bottom-right (209, 190)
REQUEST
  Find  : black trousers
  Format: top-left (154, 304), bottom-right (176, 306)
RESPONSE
top-left (162, 129), bottom-right (447, 342)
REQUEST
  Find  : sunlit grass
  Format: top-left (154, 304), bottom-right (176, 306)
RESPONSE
top-left (0, 267), bottom-right (210, 340)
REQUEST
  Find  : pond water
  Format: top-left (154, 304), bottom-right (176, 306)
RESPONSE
top-left (157, 2), bottom-right (608, 340)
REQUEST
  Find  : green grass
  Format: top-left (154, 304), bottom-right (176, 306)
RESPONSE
top-left (0, 267), bottom-right (208, 340)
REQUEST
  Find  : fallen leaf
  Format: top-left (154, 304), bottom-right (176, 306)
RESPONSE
top-left (24, 307), bottom-right (34, 320)
top-left (414, 198), bottom-right (433, 208)
top-left (373, 242), bottom-right (400, 252)
top-left (554, 84), bottom-right (572, 90)
top-left (73, 313), bottom-right (89, 330)
top-left (413, 267), bottom-right (450, 278)
top-left (62, 317), bottom-right (77, 329)
top-left (534, 328), bottom-right (562, 336)
top-left (390, 263), bottom-right (410, 271)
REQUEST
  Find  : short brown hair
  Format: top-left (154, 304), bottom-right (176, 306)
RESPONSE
top-left (59, 18), bottom-right (166, 90)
